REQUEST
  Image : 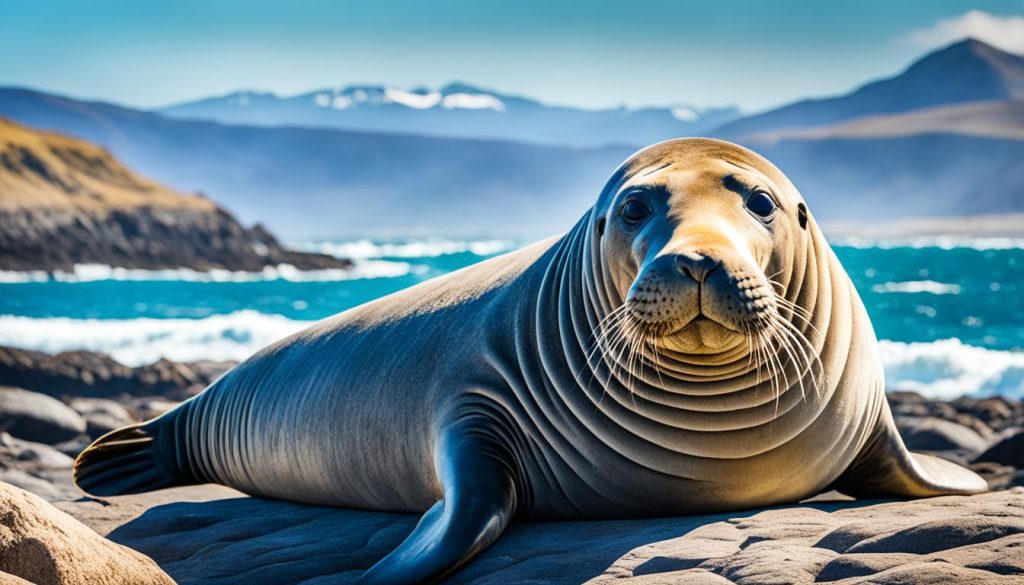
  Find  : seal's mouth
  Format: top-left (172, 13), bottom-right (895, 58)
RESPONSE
top-left (668, 314), bottom-right (745, 336)
top-left (653, 314), bottom-right (749, 352)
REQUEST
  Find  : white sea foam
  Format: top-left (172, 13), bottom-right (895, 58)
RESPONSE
top-left (0, 311), bottom-right (313, 366)
top-left (0, 270), bottom-right (50, 283)
top-left (292, 239), bottom-right (516, 260)
top-left (879, 339), bottom-right (1024, 399)
top-left (0, 260), bottom-right (421, 284)
top-left (871, 280), bottom-right (962, 295)
top-left (834, 236), bottom-right (1024, 250)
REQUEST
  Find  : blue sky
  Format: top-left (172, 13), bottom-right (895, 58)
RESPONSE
top-left (1, 1), bottom-right (1022, 113)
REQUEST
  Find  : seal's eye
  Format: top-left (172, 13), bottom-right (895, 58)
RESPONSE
top-left (620, 199), bottom-right (651, 223)
top-left (746, 191), bottom-right (776, 218)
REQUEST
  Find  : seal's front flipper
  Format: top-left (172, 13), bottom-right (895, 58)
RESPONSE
top-left (359, 426), bottom-right (519, 585)
top-left (832, 409), bottom-right (988, 498)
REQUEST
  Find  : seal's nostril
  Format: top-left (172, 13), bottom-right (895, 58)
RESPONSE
top-left (675, 252), bottom-right (721, 283)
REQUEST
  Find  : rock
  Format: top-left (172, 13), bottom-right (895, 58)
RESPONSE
top-left (951, 396), bottom-right (1023, 433)
top-left (0, 572), bottom-right (35, 584)
top-left (0, 345), bottom-right (235, 400)
top-left (0, 433), bottom-right (74, 469)
top-left (55, 486), bottom-right (1024, 585)
top-left (54, 438), bottom-right (91, 459)
top-left (975, 430), bottom-right (1024, 468)
top-left (0, 481), bottom-right (174, 585)
top-left (888, 397), bottom-right (931, 418)
top-left (68, 397), bottom-right (136, 438)
top-left (0, 433), bottom-right (78, 501)
top-left (129, 398), bottom-right (182, 421)
top-left (0, 469), bottom-right (66, 501)
top-left (895, 416), bottom-right (990, 455)
top-left (969, 461), bottom-right (1024, 491)
top-left (888, 392), bottom-right (1018, 436)
top-left (0, 387), bottom-right (85, 444)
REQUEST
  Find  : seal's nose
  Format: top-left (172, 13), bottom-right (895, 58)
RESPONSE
top-left (675, 252), bottom-right (720, 283)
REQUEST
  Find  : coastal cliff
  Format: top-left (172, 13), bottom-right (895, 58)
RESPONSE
top-left (0, 118), bottom-right (349, 272)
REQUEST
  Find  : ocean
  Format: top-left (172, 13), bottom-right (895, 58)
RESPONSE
top-left (1, 236), bottom-right (1021, 399)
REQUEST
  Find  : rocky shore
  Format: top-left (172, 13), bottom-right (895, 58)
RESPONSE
top-left (1, 345), bottom-right (1022, 583)
top-left (0, 118), bottom-right (349, 272)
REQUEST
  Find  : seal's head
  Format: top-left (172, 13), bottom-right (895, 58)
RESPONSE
top-left (594, 138), bottom-right (811, 354)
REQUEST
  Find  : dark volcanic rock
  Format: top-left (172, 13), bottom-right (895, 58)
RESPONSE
top-left (890, 391), bottom-right (1022, 434)
top-left (0, 386), bottom-right (85, 444)
top-left (0, 346), bottom-right (234, 401)
top-left (0, 206), bottom-right (352, 272)
top-left (976, 430), bottom-right (1024, 468)
top-left (951, 396), bottom-right (1024, 433)
top-left (895, 416), bottom-right (990, 456)
top-left (67, 397), bottom-right (136, 438)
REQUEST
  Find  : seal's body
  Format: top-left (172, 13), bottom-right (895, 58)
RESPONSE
top-left (76, 139), bottom-right (986, 584)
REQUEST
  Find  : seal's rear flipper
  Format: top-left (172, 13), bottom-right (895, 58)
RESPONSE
top-left (831, 409), bottom-right (988, 498)
top-left (74, 418), bottom-right (190, 497)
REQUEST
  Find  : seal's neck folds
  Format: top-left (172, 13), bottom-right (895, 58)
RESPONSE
top-left (534, 210), bottom-right (844, 459)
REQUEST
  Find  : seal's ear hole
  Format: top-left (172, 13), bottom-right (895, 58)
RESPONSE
top-left (797, 203), bottom-right (808, 230)
top-left (596, 217), bottom-right (606, 237)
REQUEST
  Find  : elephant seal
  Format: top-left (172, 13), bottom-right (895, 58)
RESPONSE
top-left (75, 138), bottom-right (986, 584)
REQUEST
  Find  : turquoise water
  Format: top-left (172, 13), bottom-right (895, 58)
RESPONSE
top-left (838, 244), bottom-right (1021, 351)
top-left (1, 238), bottom-right (1021, 397)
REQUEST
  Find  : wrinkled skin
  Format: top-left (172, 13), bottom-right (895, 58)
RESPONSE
top-left (76, 139), bottom-right (987, 585)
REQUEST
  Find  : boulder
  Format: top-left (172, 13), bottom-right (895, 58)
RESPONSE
top-left (0, 481), bottom-right (174, 585)
top-left (951, 396), bottom-right (1023, 432)
top-left (895, 416), bottom-right (990, 455)
top-left (0, 433), bottom-right (74, 470)
top-left (0, 433), bottom-right (78, 501)
top-left (0, 387), bottom-right (85, 444)
top-left (128, 398), bottom-right (181, 421)
top-left (68, 397), bottom-right (136, 438)
top-left (975, 430), bottom-right (1024, 468)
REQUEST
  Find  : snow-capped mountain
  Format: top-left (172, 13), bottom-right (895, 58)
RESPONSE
top-left (158, 82), bottom-right (740, 148)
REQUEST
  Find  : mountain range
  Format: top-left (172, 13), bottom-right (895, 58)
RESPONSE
top-left (0, 38), bottom-right (1021, 238)
top-left (159, 82), bottom-right (741, 148)
top-left (715, 39), bottom-right (1024, 138)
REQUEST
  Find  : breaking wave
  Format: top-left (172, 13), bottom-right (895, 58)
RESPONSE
top-left (833, 236), bottom-right (1024, 251)
top-left (291, 238), bottom-right (517, 259)
top-left (879, 339), bottom-right (1024, 399)
top-left (870, 280), bottom-right (962, 295)
top-left (0, 260), bottom-right (422, 284)
top-left (0, 310), bottom-right (313, 366)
